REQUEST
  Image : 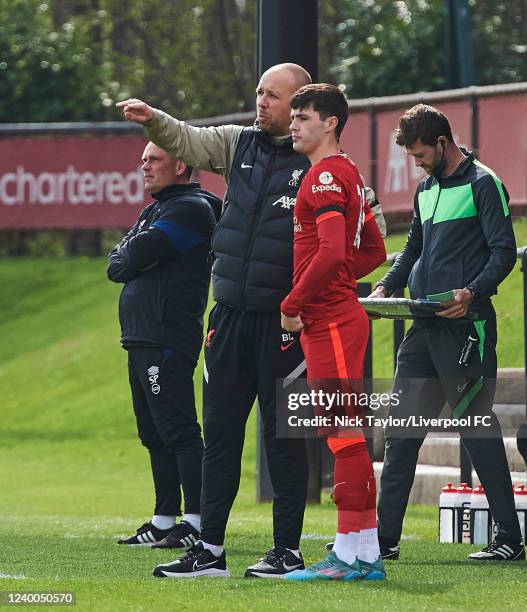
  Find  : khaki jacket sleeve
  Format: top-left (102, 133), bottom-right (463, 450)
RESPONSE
top-left (368, 194), bottom-right (387, 238)
top-left (143, 109), bottom-right (244, 181)
top-left (360, 172), bottom-right (387, 238)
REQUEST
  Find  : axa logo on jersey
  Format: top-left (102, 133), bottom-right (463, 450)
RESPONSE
top-left (272, 195), bottom-right (296, 210)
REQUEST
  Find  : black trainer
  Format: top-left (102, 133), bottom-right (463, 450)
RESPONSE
top-left (153, 541), bottom-right (230, 578)
top-left (379, 537), bottom-right (400, 560)
top-left (244, 546), bottom-right (304, 578)
top-left (117, 521), bottom-right (174, 546)
top-left (151, 521), bottom-right (199, 550)
top-left (468, 539), bottom-right (525, 561)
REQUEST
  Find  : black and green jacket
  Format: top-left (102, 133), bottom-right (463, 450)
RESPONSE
top-left (380, 150), bottom-right (516, 320)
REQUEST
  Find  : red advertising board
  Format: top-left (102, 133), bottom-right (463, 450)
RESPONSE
top-left (479, 95), bottom-right (527, 207)
top-left (0, 135), bottom-right (149, 229)
top-left (340, 111), bottom-right (371, 184)
top-left (0, 134), bottom-right (227, 229)
top-left (0, 90), bottom-right (525, 229)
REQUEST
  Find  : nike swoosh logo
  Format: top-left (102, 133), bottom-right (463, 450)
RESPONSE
top-left (457, 381), bottom-right (470, 393)
top-left (193, 559), bottom-right (218, 571)
top-left (280, 341), bottom-right (296, 351)
top-left (283, 562), bottom-right (303, 571)
top-left (241, 162), bottom-right (253, 168)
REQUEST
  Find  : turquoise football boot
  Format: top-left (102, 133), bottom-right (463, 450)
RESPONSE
top-left (285, 551), bottom-right (362, 582)
top-left (358, 556), bottom-right (386, 580)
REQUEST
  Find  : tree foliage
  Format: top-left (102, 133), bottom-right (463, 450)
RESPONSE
top-left (0, 0), bottom-right (525, 123)
top-left (330, 0), bottom-right (526, 98)
top-left (97, 0), bottom-right (256, 119)
top-left (0, 0), bottom-right (110, 121)
top-left (0, 0), bottom-right (256, 122)
top-left (330, 0), bottom-right (447, 97)
top-left (470, 0), bottom-right (526, 86)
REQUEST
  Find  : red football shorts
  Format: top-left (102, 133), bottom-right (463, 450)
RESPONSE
top-left (300, 303), bottom-right (369, 447)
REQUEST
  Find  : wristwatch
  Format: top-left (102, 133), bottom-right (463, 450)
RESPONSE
top-left (465, 286), bottom-right (479, 302)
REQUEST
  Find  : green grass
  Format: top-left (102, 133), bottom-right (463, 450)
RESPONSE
top-left (0, 220), bottom-right (526, 610)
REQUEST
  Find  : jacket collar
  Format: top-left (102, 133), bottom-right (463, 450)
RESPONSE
top-left (436, 148), bottom-right (474, 184)
top-left (449, 147), bottom-right (474, 178)
top-left (253, 120), bottom-right (294, 149)
top-left (151, 182), bottom-right (200, 201)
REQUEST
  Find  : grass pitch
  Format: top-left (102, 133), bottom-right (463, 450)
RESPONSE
top-left (1, 220), bottom-right (526, 610)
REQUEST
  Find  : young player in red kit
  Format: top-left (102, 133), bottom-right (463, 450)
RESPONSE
top-left (281, 84), bottom-right (387, 581)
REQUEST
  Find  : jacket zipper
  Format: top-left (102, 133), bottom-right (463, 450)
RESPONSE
top-left (240, 149), bottom-right (277, 308)
top-left (422, 179), bottom-right (442, 296)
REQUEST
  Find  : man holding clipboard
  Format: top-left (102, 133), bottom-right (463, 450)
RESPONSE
top-left (370, 104), bottom-right (523, 562)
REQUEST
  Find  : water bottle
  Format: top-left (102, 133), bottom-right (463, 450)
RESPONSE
top-left (454, 483), bottom-right (472, 543)
top-left (514, 484), bottom-right (527, 542)
top-left (438, 482), bottom-right (457, 543)
top-left (470, 484), bottom-right (490, 545)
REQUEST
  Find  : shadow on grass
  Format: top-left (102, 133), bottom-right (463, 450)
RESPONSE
top-left (0, 429), bottom-right (122, 444)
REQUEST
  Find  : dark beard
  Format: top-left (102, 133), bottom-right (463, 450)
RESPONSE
top-left (432, 146), bottom-right (447, 178)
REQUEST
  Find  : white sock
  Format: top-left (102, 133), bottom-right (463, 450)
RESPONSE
top-left (332, 531), bottom-right (359, 565)
top-left (286, 548), bottom-right (301, 558)
top-left (199, 540), bottom-right (224, 557)
top-left (182, 514), bottom-right (201, 532)
top-left (358, 528), bottom-right (381, 563)
top-left (151, 515), bottom-right (176, 530)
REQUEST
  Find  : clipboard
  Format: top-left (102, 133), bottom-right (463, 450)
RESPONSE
top-left (359, 297), bottom-right (446, 320)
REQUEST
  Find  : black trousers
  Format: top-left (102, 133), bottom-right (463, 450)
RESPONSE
top-left (200, 303), bottom-right (309, 548)
top-left (377, 319), bottom-right (522, 544)
top-left (128, 346), bottom-right (203, 516)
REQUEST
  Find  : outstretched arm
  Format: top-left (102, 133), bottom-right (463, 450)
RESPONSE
top-left (116, 98), bottom-right (243, 180)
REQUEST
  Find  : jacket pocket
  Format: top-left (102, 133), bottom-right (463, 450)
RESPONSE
top-left (426, 260), bottom-right (463, 295)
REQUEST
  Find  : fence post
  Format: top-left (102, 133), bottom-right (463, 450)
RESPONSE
top-left (522, 247), bottom-right (527, 420)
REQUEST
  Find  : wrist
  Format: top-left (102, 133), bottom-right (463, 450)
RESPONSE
top-left (282, 309), bottom-right (299, 319)
top-left (374, 282), bottom-right (388, 297)
top-left (144, 107), bottom-right (155, 125)
top-left (280, 296), bottom-right (297, 318)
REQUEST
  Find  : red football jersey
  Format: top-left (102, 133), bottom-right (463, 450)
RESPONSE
top-left (285, 153), bottom-right (369, 320)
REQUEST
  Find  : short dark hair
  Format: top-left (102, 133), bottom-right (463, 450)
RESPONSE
top-left (395, 104), bottom-right (453, 147)
top-left (290, 83), bottom-right (349, 139)
top-left (182, 164), bottom-right (193, 179)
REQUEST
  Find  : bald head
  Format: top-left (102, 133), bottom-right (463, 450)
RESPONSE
top-left (262, 63), bottom-right (312, 90)
top-left (256, 63), bottom-right (312, 136)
